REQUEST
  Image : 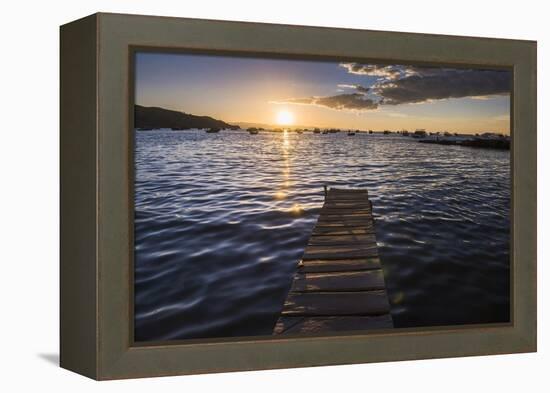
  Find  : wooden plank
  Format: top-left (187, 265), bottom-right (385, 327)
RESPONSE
top-left (325, 195), bottom-right (369, 200)
top-left (281, 290), bottom-right (391, 316)
top-left (299, 258), bottom-right (381, 273)
top-left (302, 251), bottom-right (378, 260)
top-left (317, 214), bottom-right (372, 222)
top-left (321, 207), bottom-right (372, 213)
top-left (318, 211), bottom-right (372, 217)
top-left (274, 315), bottom-right (393, 334)
top-left (329, 188), bottom-right (367, 194)
top-left (308, 234), bottom-right (377, 246)
top-left (326, 195), bottom-right (368, 200)
top-left (322, 202), bottom-right (371, 208)
top-left (330, 188), bottom-right (367, 191)
top-left (291, 270), bottom-right (386, 292)
top-left (306, 242), bottom-right (376, 250)
top-left (311, 226), bottom-right (375, 236)
top-left (326, 193), bottom-right (368, 199)
top-left (302, 246), bottom-right (378, 260)
top-left (313, 221), bottom-right (373, 227)
top-left (318, 210), bottom-right (372, 217)
top-left (325, 197), bottom-right (369, 202)
top-left (320, 211), bottom-right (372, 216)
top-left (327, 190), bottom-right (368, 195)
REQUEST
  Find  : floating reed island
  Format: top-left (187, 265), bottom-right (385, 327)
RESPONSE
top-left (273, 187), bottom-right (393, 335)
top-left (416, 132), bottom-right (510, 150)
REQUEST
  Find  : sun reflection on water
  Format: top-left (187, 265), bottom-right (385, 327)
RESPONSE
top-left (290, 203), bottom-right (304, 215)
top-left (274, 191), bottom-right (286, 200)
top-left (274, 130), bottom-right (291, 201)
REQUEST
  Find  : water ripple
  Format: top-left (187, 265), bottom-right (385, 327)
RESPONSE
top-left (134, 130), bottom-right (510, 341)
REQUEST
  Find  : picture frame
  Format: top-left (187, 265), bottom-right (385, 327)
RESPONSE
top-left (60, 12), bottom-right (536, 380)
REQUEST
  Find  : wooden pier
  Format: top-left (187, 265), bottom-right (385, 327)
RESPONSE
top-left (273, 188), bottom-right (393, 334)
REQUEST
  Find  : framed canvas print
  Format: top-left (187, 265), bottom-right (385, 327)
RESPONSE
top-left (60, 13), bottom-right (537, 380)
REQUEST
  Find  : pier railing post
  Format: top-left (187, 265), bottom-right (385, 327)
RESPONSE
top-left (323, 185), bottom-right (328, 200)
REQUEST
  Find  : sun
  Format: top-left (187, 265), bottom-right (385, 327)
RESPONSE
top-left (276, 110), bottom-right (295, 126)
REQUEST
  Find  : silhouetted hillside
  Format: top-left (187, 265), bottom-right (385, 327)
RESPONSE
top-left (135, 105), bottom-right (238, 130)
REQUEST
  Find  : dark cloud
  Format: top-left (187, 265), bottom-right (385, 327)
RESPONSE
top-left (274, 65), bottom-right (511, 112)
top-left (340, 63), bottom-right (511, 105)
top-left (316, 93), bottom-right (378, 110)
top-left (275, 93), bottom-right (378, 111)
top-left (373, 69), bottom-right (511, 105)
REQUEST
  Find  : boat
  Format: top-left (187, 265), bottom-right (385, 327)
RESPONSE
top-left (347, 130), bottom-right (356, 136)
top-left (247, 127), bottom-right (260, 134)
top-left (205, 127), bottom-right (220, 133)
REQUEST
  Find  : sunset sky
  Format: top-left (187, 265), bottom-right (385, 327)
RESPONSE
top-left (135, 52), bottom-right (511, 134)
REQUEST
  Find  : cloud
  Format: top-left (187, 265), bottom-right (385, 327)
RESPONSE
top-left (274, 93), bottom-right (378, 111)
top-left (337, 84), bottom-right (370, 93)
top-left (469, 95), bottom-right (491, 100)
top-left (273, 64), bottom-right (511, 112)
top-left (275, 97), bottom-right (317, 105)
top-left (340, 63), bottom-right (402, 80)
top-left (316, 94), bottom-right (378, 110)
top-left (373, 69), bottom-right (511, 105)
top-left (400, 66), bottom-right (454, 77)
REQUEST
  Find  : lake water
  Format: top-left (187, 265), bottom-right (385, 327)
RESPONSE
top-left (134, 130), bottom-right (510, 341)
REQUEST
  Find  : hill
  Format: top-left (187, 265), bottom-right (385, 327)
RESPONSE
top-left (135, 105), bottom-right (239, 130)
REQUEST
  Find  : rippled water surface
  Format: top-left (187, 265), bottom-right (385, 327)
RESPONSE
top-left (134, 130), bottom-right (510, 341)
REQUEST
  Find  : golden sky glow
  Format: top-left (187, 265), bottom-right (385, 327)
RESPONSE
top-left (276, 110), bottom-right (295, 126)
top-left (136, 53), bottom-right (511, 134)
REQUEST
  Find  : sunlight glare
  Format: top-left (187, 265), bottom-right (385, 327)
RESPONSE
top-left (290, 203), bottom-right (304, 215)
top-left (276, 110), bottom-right (295, 126)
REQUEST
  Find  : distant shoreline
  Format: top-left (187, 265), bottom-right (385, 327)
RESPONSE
top-left (135, 105), bottom-right (508, 137)
top-left (136, 127), bottom-right (510, 150)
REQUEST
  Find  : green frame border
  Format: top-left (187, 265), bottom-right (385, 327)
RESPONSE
top-left (127, 47), bottom-right (514, 347)
top-left (60, 12), bottom-right (536, 380)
